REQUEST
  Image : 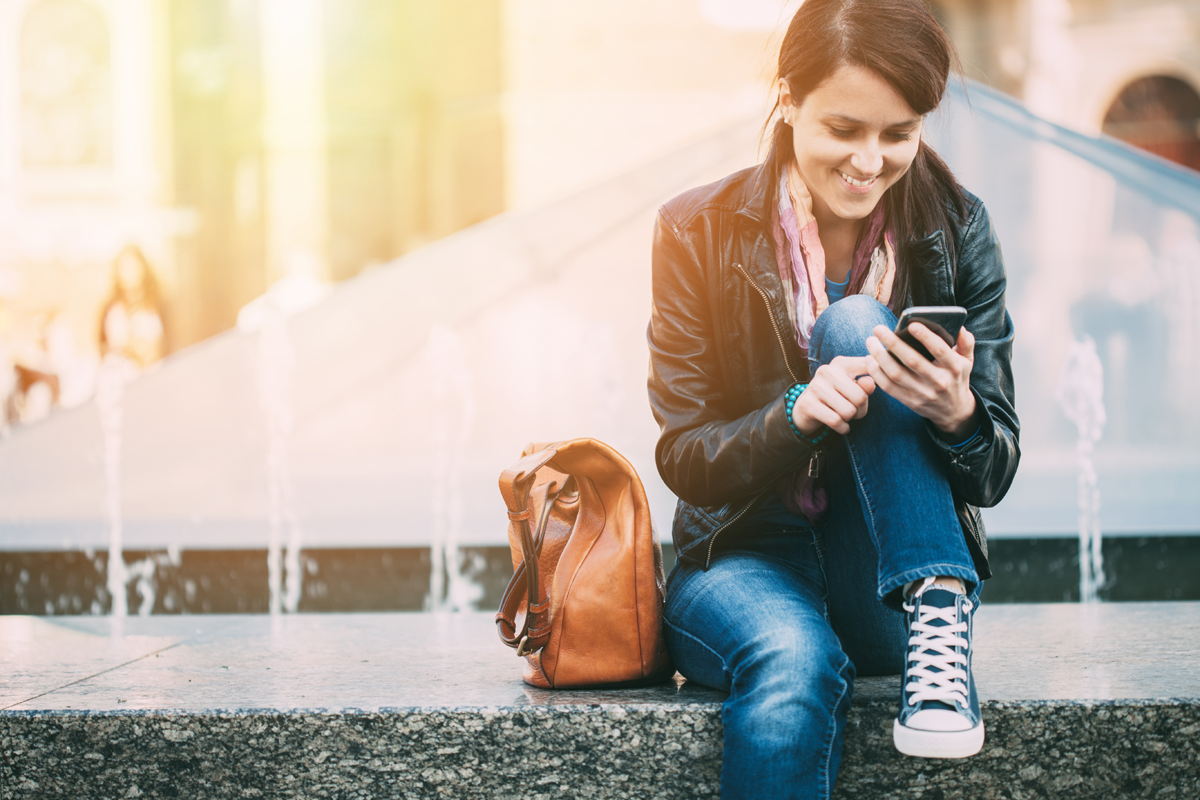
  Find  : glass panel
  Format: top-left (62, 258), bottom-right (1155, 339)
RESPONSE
top-left (928, 81), bottom-right (1200, 537)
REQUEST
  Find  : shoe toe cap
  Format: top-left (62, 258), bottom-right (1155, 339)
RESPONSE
top-left (905, 708), bottom-right (974, 732)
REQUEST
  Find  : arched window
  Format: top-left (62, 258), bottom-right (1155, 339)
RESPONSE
top-left (1102, 75), bottom-right (1200, 173)
top-left (20, 0), bottom-right (113, 168)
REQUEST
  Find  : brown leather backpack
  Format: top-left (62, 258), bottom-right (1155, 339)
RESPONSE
top-left (496, 439), bottom-right (673, 688)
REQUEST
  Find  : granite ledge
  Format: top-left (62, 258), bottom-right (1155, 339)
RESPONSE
top-left (2, 604), bottom-right (1199, 799)
top-left (3, 700), bottom-right (1199, 799)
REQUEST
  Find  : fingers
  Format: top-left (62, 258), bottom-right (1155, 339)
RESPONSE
top-left (873, 323), bottom-right (934, 373)
top-left (866, 331), bottom-right (943, 408)
top-left (828, 355), bottom-right (876, 393)
top-left (796, 392), bottom-right (855, 434)
top-left (864, 319), bottom-right (979, 433)
top-left (956, 327), bottom-right (975, 361)
top-left (799, 322), bottom-right (972, 437)
top-left (853, 373), bottom-right (877, 398)
top-left (824, 366), bottom-right (872, 419)
top-left (863, 348), bottom-right (900, 400)
top-left (801, 360), bottom-right (873, 434)
top-left (824, 357), bottom-right (875, 407)
top-left (908, 322), bottom-right (958, 364)
top-left (865, 330), bottom-right (915, 389)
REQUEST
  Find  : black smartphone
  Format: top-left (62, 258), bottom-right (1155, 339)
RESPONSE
top-left (893, 306), bottom-right (967, 361)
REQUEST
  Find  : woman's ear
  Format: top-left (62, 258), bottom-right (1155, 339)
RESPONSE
top-left (777, 78), bottom-right (795, 119)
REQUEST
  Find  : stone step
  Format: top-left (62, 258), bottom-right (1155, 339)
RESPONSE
top-left (2, 604), bottom-right (1198, 799)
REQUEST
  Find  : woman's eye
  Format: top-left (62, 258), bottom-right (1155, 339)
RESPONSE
top-left (829, 128), bottom-right (854, 138)
top-left (887, 131), bottom-right (914, 142)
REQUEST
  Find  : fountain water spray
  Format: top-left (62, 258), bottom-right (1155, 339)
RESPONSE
top-left (95, 356), bottom-right (136, 617)
top-left (426, 326), bottom-right (481, 612)
top-left (1055, 336), bottom-right (1106, 602)
top-left (259, 301), bottom-right (301, 614)
top-left (239, 273), bottom-right (330, 615)
top-left (126, 556), bottom-right (158, 616)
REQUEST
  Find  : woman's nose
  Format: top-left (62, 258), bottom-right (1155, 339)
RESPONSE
top-left (851, 141), bottom-right (884, 176)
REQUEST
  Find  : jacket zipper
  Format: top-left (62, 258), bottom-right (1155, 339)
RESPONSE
top-left (703, 262), bottom-right (811, 569)
top-left (732, 262), bottom-right (801, 384)
top-left (705, 484), bottom-right (772, 570)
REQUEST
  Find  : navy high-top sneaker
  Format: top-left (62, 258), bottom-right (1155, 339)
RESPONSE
top-left (893, 577), bottom-right (984, 759)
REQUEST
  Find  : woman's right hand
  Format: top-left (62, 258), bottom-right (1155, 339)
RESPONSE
top-left (791, 356), bottom-right (876, 436)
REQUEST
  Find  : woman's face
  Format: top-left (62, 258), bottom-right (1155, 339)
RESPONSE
top-left (781, 64), bottom-right (923, 225)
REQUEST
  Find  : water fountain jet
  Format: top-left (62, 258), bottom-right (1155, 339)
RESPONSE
top-left (1056, 336), bottom-right (1107, 603)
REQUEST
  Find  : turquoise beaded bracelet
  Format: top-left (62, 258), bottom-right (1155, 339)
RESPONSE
top-left (784, 383), bottom-right (830, 447)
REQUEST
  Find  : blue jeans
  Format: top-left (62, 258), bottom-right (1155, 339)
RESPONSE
top-left (663, 296), bottom-right (980, 799)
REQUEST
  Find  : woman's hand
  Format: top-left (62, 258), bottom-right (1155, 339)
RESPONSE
top-left (865, 322), bottom-right (978, 438)
top-left (792, 356), bottom-right (876, 436)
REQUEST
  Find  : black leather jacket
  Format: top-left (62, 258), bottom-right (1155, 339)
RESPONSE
top-left (647, 164), bottom-right (1019, 579)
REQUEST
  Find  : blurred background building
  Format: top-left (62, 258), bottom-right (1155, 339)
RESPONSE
top-left (1, 0), bottom-right (1198, 613)
top-left (1, 0), bottom-right (1198, 422)
top-left (0, 0), bottom-right (777, 420)
top-left (939, 0), bottom-right (1200, 167)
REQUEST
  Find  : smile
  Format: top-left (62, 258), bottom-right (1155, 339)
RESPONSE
top-left (838, 170), bottom-right (877, 189)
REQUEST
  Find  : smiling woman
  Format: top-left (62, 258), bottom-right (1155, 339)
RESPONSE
top-left (646, 0), bottom-right (1020, 797)
top-left (781, 65), bottom-right (922, 281)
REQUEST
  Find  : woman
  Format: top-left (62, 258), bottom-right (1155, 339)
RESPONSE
top-left (99, 244), bottom-right (167, 369)
top-left (646, 0), bottom-right (1019, 796)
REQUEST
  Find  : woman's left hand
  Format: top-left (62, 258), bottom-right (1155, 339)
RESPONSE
top-left (865, 322), bottom-right (977, 438)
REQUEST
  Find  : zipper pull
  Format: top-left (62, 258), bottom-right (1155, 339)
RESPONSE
top-left (808, 451), bottom-right (821, 478)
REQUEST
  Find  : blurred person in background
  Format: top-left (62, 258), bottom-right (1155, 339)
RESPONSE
top-left (99, 244), bottom-right (166, 370)
top-left (647, 0), bottom-right (1020, 796)
top-left (0, 311), bottom-right (75, 430)
top-left (7, 355), bottom-right (59, 427)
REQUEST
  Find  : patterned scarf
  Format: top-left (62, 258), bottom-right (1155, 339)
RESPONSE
top-left (774, 162), bottom-right (897, 349)
top-left (772, 162), bottom-right (898, 522)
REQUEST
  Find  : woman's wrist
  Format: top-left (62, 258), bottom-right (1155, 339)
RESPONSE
top-left (785, 384), bottom-right (828, 445)
top-left (932, 390), bottom-right (978, 440)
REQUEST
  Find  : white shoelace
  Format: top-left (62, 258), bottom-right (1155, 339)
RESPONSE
top-left (902, 584), bottom-right (974, 709)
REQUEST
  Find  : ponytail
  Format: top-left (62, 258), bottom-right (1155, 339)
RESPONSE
top-left (760, 114), bottom-right (794, 227)
top-left (884, 140), bottom-right (968, 305)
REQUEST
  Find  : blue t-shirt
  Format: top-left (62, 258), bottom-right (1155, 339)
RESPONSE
top-left (825, 274), bottom-right (851, 303)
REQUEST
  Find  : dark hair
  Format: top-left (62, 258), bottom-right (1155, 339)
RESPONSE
top-left (763, 0), bottom-right (967, 302)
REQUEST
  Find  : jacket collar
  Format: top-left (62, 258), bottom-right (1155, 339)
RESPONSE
top-left (732, 162), bottom-right (774, 226)
top-left (909, 228), bottom-right (953, 305)
top-left (732, 163), bottom-right (782, 294)
top-left (728, 167), bottom-right (808, 370)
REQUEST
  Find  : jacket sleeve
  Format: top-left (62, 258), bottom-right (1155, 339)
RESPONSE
top-left (925, 199), bottom-right (1021, 507)
top-left (646, 208), bottom-right (811, 509)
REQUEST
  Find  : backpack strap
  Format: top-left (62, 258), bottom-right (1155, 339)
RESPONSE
top-left (496, 447), bottom-right (560, 653)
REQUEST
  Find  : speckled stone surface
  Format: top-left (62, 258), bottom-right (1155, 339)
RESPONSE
top-left (2, 604), bottom-right (1199, 799)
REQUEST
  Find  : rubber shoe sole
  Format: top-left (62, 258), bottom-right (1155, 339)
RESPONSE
top-left (892, 718), bottom-right (985, 759)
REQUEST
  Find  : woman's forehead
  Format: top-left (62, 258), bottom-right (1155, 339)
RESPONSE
top-left (803, 64), bottom-right (920, 124)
